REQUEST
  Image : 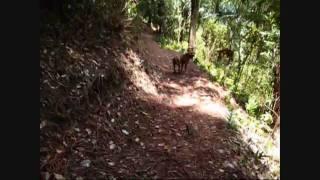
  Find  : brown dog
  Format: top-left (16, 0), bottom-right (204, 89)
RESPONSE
top-left (172, 52), bottom-right (195, 73)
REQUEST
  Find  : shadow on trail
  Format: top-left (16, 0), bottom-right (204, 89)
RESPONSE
top-left (41, 89), bottom-right (270, 179)
top-left (40, 27), bottom-right (271, 179)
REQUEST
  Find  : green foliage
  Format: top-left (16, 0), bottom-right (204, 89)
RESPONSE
top-left (127, 0), bottom-right (138, 18)
top-left (260, 112), bottom-right (273, 126)
top-left (245, 96), bottom-right (259, 116)
top-left (137, 0), bottom-right (192, 41)
top-left (202, 19), bottom-right (228, 48)
top-left (157, 35), bottom-right (188, 53)
top-left (152, 0), bottom-right (280, 133)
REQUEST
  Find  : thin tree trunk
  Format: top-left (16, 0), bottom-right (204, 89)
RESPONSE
top-left (272, 62), bottom-right (280, 136)
top-left (188, 0), bottom-right (200, 53)
top-left (215, 0), bottom-right (221, 14)
top-left (179, 20), bottom-right (185, 42)
top-left (233, 41), bottom-right (254, 92)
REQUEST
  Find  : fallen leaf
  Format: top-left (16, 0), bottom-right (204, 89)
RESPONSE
top-left (81, 160), bottom-right (91, 167)
top-left (104, 49), bottom-right (108, 56)
top-left (224, 161), bottom-right (235, 169)
top-left (91, 139), bottom-right (97, 144)
top-left (110, 144), bottom-right (116, 150)
top-left (54, 173), bottom-right (65, 180)
top-left (40, 121), bottom-right (47, 129)
top-left (108, 162), bottom-right (115, 166)
top-left (85, 128), bottom-right (92, 135)
top-left (141, 111), bottom-right (149, 116)
top-left (122, 129), bottom-right (129, 135)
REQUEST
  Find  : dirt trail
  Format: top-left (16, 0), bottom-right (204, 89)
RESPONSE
top-left (139, 32), bottom-right (230, 120)
top-left (114, 32), bottom-right (267, 179)
top-left (40, 30), bottom-right (269, 179)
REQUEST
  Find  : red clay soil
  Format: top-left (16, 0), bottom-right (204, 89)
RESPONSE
top-left (40, 30), bottom-right (268, 180)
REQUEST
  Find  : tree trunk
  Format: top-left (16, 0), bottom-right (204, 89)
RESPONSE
top-left (271, 62), bottom-right (280, 137)
top-left (180, 1), bottom-right (189, 42)
top-left (232, 39), bottom-right (254, 92)
top-left (157, 0), bottom-right (165, 34)
top-left (188, 0), bottom-right (200, 53)
top-left (214, 0), bottom-right (221, 15)
top-left (179, 20), bottom-right (185, 42)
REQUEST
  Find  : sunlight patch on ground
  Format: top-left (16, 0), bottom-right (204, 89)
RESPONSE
top-left (171, 89), bottom-right (230, 120)
top-left (121, 49), bottom-right (159, 96)
top-left (162, 82), bottom-right (180, 90)
top-left (162, 77), bottom-right (230, 120)
top-left (173, 93), bottom-right (199, 106)
top-left (197, 101), bottom-right (230, 120)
